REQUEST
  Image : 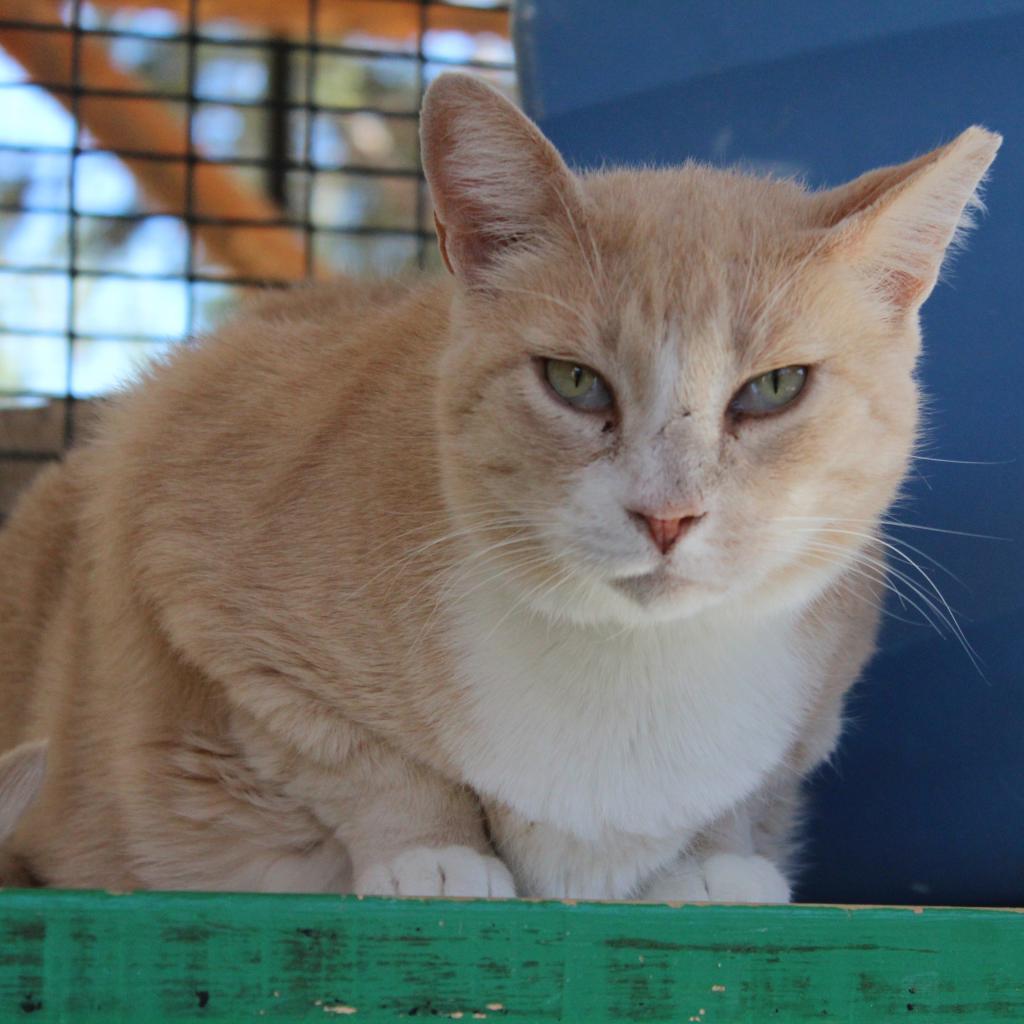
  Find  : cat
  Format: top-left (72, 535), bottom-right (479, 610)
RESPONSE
top-left (0, 73), bottom-right (999, 900)
top-left (0, 740), bottom-right (46, 886)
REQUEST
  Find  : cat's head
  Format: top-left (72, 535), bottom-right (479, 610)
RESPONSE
top-left (421, 74), bottom-right (1000, 626)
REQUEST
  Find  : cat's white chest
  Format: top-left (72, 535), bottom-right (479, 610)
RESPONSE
top-left (445, 592), bottom-right (814, 841)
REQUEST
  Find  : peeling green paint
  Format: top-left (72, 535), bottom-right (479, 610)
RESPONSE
top-left (0, 891), bottom-right (1020, 1021)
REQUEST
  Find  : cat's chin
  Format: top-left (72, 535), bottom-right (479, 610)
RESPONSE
top-left (505, 564), bottom-right (723, 628)
top-left (600, 567), bottom-right (724, 621)
top-left (610, 567), bottom-right (701, 606)
top-left (558, 559), bottom-right (836, 628)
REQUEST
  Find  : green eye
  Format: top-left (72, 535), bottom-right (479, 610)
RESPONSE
top-left (730, 366), bottom-right (808, 417)
top-left (544, 359), bottom-right (613, 411)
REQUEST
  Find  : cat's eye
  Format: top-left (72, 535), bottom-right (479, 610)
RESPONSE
top-left (730, 366), bottom-right (808, 418)
top-left (544, 359), bottom-right (613, 412)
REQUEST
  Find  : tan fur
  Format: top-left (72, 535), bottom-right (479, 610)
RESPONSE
top-left (0, 740), bottom-right (47, 886)
top-left (0, 75), bottom-right (999, 897)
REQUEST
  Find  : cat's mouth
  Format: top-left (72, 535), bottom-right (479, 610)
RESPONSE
top-left (609, 567), bottom-right (700, 606)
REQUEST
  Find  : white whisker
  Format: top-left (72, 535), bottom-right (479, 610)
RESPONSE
top-left (910, 454), bottom-right (1014, 466)
top-left (776, 514), bottom-right (1009, 542)
top-left (795, 534), bottom-right (984, 677)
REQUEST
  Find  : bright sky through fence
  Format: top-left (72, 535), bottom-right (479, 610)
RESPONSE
top-left (0, 5), bottom-right (512, 400)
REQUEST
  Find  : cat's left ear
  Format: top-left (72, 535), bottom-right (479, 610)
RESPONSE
top-left (816, 126), bottom-right (1001, 315)
top-left (420, 73), bottom-right (583, 285)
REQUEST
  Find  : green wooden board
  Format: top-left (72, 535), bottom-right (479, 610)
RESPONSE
top-left (0, 890), bottom-right (1021, 1022)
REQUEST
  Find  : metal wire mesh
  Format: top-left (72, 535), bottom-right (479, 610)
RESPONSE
top-left (0, 0), bottom-right (513, 508)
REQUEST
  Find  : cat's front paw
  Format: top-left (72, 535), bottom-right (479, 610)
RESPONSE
top-left (701, 853), bottom-right (791, 903)
top-left (355, 845), bottom-right (516, 898)
top-left (644, 853), bottom-right (790, 904)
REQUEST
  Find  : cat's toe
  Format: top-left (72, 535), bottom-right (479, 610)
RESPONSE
top-left (420, 845), bottom-right (515, 898)
top-left (354, 861), bottom-right (400, 896)
top-left (701, 853), bottom-right (791, 903)
top-left (356, 845), bottom-right (515, 898)
top-left (641, 859), bottom-right (710, 901)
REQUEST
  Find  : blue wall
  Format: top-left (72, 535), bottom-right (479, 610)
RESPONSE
top-left (516, 1), bottom-right (1024, 905)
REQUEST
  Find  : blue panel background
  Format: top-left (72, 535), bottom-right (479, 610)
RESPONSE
top-left (514, 2), bottom-right (1024, 905)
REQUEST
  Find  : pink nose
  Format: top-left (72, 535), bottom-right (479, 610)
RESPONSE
top-left (632, 510), bottom-right (705, 555)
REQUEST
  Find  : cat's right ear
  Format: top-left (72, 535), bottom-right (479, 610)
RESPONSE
top-left (0, 740), bottom-right (47, 841)
top-left (420, 73), bottom-right (582, 285)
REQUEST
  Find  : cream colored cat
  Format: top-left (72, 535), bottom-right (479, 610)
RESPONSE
top-left (0, 74), bottom-right (999, 900)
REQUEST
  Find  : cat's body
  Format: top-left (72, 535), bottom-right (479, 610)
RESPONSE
top-left (0, 75), bottom-right (999, 899)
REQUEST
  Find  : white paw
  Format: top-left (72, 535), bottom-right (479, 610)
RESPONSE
top-left (641, 859), bottom-right (711, 902)
top-left (355, 845), bottom-right (516, 898)
top-left (702, 853), bottom-right (791, 903)
top-left (644, 853), bottom-right (791, 904)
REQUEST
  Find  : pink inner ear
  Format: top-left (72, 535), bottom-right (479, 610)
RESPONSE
top-left (434, 214), bottom-right (454, 275)
top-left (435, 211), bottom-right (516, 284)
top-left (878, 267), bottom-right (927, 309)
top-left (420, 74), bottom-right (583, 285)
top-left (426, 131), bottom-right (524, 283)
top-left (859, 216), bottom-right (954, 309)
top-left (456, 231), bottom-right (509, 279)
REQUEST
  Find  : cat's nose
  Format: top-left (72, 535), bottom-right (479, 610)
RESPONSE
top-left (629, 509), bottom-right (705, 555)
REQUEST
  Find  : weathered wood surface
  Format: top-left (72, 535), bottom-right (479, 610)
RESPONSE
top-left (0, 891), bottom-right (1021, 1021)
